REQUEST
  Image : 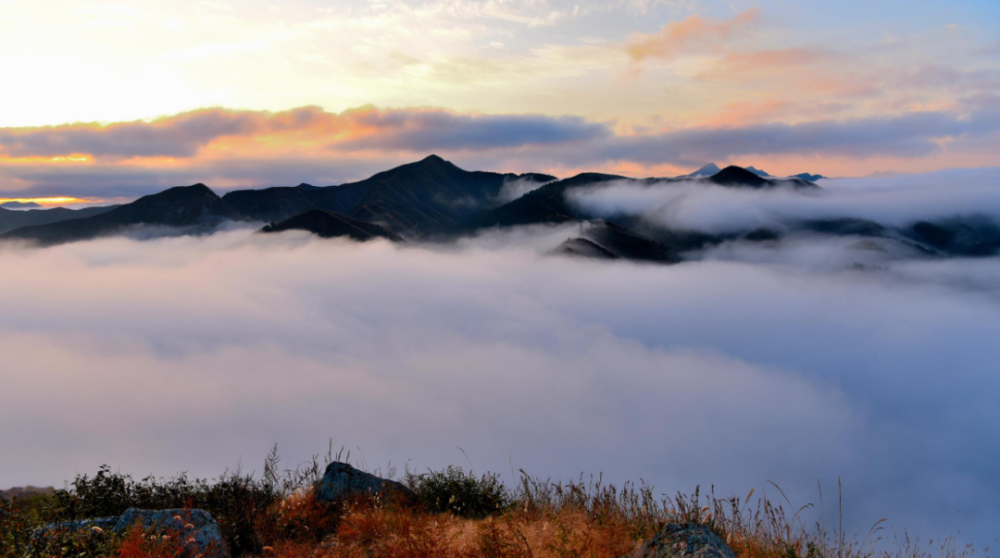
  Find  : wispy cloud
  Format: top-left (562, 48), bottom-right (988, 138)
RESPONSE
top-left (626, 9), bottom-right (758, 62)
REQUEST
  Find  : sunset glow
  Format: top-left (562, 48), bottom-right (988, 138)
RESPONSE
top-left (0, 0), bottom-right (995, 201)
top-left (0, 197), bottom-right (91, 206)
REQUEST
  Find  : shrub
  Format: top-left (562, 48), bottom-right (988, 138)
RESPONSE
top-left (409, 466), bottom-right (512, 519)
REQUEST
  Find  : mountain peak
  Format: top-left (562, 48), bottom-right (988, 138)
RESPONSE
top-left (792, 172), bottom-right (825, 182)
top-left (709, 166), bottom-right (769, 187)
top-left (745, 166), bottom-right (771, 177)
top-left (146, 183), bottom-right (220, 202)
top-left (686, 163), bottom-right (721, 177)
top-left (412, 154), bottom-right (465, 171)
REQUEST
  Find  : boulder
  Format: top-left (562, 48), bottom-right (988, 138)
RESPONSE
top-left (115, 508), bottom-right (227, 558)
top-left (31, 510), bottom-right (226, 557)
top-left (624, 523), bottom-right (736, 558)
top-left (32, 516), bottom-right (119, 538)
top-left (315, 462), bottom-right (414, 504)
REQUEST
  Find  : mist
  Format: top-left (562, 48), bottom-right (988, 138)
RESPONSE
top-left (567, 167), bottom-right (1000, 236)
top-left (1, 215), bottom-right (999, 548)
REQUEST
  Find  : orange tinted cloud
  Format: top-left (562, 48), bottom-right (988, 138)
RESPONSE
top-left (708, 48), bottom-right (842, 78)
top-left (2, 102), bottom-right (999, 200)
top-left (626, 9), bottom-right (758, 62)
top-left (0, 106), bottom-right (606, 163)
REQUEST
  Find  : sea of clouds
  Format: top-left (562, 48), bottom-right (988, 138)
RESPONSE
top-left (568, 167), bottom-right (1000, 235)
top-left (1, 169), bottom-right (999, 549)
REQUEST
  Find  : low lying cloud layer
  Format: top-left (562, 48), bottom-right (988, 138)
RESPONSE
top-left (1, 218), bottom-right (999, 547)
top-left (569, 167), bottom-right (1000, 235)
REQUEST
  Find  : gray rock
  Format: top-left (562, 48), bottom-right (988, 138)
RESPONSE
top-left (32, 516), bottom-right (119, 539)
top-left (315, 462), bottom-right (414, 504)
top-left (623, 523), bottom-right (736, 558)
top-left (115, 508), bottom-right (227, 558)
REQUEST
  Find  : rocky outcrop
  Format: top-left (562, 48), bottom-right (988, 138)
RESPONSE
top-left (623, 523), bottom-right (736, 558)
top-left (32, 508), bottom-right (227, 558)
top-left (116, 508), bottom-right (226, 557)
top-left (32, 516), bottom-right (119, 539)
top-left (315, 462), bottom-right (414, 504)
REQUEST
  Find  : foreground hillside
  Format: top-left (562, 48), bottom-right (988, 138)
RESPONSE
top-left (0, 451), bottom-right (981, 558)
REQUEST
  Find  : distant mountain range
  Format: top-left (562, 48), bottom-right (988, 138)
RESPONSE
top-left (0, 201), bottom-right (42, 209)
top-left (0, 205), bottom-right (117, 236)
top-left (1, 184), bottom-right (237, 245)
top-left (1, 155), bottom-right (995, 260)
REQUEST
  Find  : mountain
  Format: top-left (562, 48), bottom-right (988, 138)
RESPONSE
top-left (745, 166), bottom-right (771, 177)
top-left (261, 209), bottom-right (402, 242)
top-left (6, 157), bottom-right (995, 261)
top-left (708, 166), bottom-right (818, 189)
top-left (680, 163), bottom-right (721, 178)
top-left (792, 173), bottom-right (826, 181)
top-left (553, 220), bottom-right (677, 263)
top-left (468, 165), bottom-right (815, 254)
top-left (903, 218), bottom-right (1000, 256)
top-left (0, 201), bottom-right (41, 209)
top-left (1, 184), bottom-right (241, 246)
top-left (224, 155), bottom-right (556, 237)
top-left (470, 173), bottom-right (625, 230)
top-left (551, 238), bottom-right (620, 260)
top-left (222, 186), bottom-right (315, 224)
top-left (0, 205), bottom-right (117, 235)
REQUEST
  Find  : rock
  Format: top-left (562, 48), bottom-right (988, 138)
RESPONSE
top-left (115, 508), bottom-right (227, 558)
top-left (623, 523), bottom-right (736, 558)
top-left (315, 462), bottom-right (414, 504)
top-left (32, 516), bottom-right (119, 539)
top-left (31, 508), bottom-right (227, 557)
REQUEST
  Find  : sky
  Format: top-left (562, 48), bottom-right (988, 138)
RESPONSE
top-left (0, 0), bottom-right (998, 203)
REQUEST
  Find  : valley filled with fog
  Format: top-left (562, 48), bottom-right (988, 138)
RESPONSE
top-left (2, 169), bottom-right (999, 548)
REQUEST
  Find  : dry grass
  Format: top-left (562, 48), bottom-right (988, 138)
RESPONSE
top-left (2, 451), bottom-right (990, 558)
top-left (252, 475), bottom-right (989, 558)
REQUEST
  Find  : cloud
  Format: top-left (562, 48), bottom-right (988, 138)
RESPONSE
top-left (339, 109), bottom-right (611, 151)
top-left (0, 218), bottom-right (999, 548)
top-left (626, 9), bottom-right (758, 61)
top-left (0, 109), bottom-right (280, 159)
top-left (974, 40), bottom-right (1000, 56)
top-left (567, 167), bottom-right (1000, 235)
top-left (704, 48), bottom-right (846, 80)
top-left (0, 106), bottom-right (609, 161)
top-left (591, 108), bottom-right (1000, 166)
top-left (2, 103), bottom-right (1000, 199)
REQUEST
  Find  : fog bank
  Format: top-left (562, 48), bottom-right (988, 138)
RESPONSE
top-left (1, 227), bottom-right (998, 548)
top-left (568, 167), bottom-right (1000, 235)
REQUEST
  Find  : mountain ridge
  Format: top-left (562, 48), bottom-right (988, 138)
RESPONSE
top-left (2, 156), bottom-right (995, 260)
top-left (1, 184), bottom-right (242, 246)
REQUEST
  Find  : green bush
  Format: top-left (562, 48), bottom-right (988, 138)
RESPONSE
top-left (410, 466), bottom-right (512, 519)
top-left (46, 465), bottom-right (279, 556)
